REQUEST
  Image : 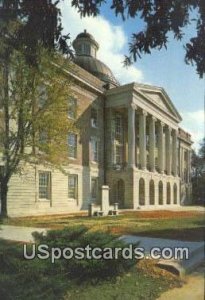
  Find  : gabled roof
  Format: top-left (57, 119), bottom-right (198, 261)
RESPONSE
top-left (134, 83), bottom-right (182, 122)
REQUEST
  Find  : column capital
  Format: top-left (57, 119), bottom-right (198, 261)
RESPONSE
top-left (172, 128), bottom-right (178, 136)
top-left (140, 109), bottom-right (148, 116)
top-left (158, 120), bottom-right (165, 127)
top-left (150, 115), bottom-right (157, 122)
top-left (165, 125), bottom-right (172, 132)
top-left (130, 103), bottom-right (137, 110)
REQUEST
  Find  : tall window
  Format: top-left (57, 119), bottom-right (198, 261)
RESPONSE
top-left (68, 133), bottom-right (77, 158)
top-left (115, 115), bottom-right (123, 142)
top-left (68, 174), bottom-right (78, 199)
top-left (115, 145), bottom-right (123, 164)
top-left (68, 98), bottom-right (77, 119)
top-left (82, 43), bottom-right (90, 55)
top-left (39, 172), bottom-right (51, 200)
top-left (114, 114), bottom-right (124, 165)
top-left (91, 137), bottom-right (98, 162)
top-left (91, 108), bottom-right (98, 128)
top-left (91, 177), bottom-right (98, 201)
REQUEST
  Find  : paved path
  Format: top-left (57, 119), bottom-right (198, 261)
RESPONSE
top-left (120, 235), bottom-right (204, 276)
top-left (158, 264), bottom-right (205, 300)
top-left (122, 206), bottom-right (205, 212)
top-left (0, 225), bottom-right (47, 242)
top-left (120, 235), bottom-right (204, 253)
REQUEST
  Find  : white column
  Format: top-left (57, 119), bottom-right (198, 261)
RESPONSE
top-left (181, 147), bottom-right (184, 181)
top-left (149, 116), bottom-right (156, 172)
top-left (170, 183), bottom-right (174, 205)
top-left (172, 129), bottom-right (178, 176)
top-left (155, 182), bottom-right (159, 206)
top-left (187, 150), bottom-right (191, 183)
top-left (108, 108), bottom-right (113, 167)
top-left (145, 179), bottom-right (149, 206)
top-left (177, 182), bottom-right (180, 205)
top-left (158, 121), bottom-right (165, 173)
top-left (163, 181), bottom-right (166, 205)
top-left (139, 110), bottom-right (147, 169)
top-left (128, 104), bottom-right (136, 168)
top-left (165, 126), bottom-right (171, 175)
top-left (179, 145), bottom-right (182, 177)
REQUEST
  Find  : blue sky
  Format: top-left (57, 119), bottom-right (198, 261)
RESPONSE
top-left (59, 2), bottom-right (204, 151)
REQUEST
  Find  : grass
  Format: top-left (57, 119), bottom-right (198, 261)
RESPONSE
top-left (0, 240), bottom-right (182, 300)
top-left (2, 210), bottom-right (205, 241)
top-left (1, 211), bottom-right (203, 298)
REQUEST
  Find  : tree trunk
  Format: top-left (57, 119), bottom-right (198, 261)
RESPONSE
top-left (0, 181), bottom-right (8, 218)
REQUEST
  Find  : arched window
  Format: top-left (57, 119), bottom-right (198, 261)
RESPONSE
top-left (149, 180), bottom-right (155, 205)
top-left (174, 183), bottom-right (177, 204)
top-left (139, 178), bottom-right (145, 205)
top-left (166, 183), bottom-right (171, 204)
top-left (159, 181), bottom-right (163, 205)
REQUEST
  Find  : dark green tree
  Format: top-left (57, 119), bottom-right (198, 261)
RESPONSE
top-left (191, 139), bottom-right (205, 204)
top-left (198, 137), bottom-right (205, 159)
top-left (0, 0), bottom-right (72, 58)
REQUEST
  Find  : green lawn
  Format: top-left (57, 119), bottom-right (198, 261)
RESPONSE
top-left (1, 211), bottom-right (203, 299)
top-left (0, 240), bottom-right (182, 300)
top-left (2, 210), bottom-right (205, 241)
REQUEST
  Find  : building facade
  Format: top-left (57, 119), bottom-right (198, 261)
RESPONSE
top-left (1, 31), bottom-right (192, 217)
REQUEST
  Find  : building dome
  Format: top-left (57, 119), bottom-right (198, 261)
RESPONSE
top-left (73, 30), bottom-right (119, 86)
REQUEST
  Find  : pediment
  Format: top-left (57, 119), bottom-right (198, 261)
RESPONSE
top-left (136, 86), bottom-right (182, 122)
top-left (144, 90), bottom-right (170, 111)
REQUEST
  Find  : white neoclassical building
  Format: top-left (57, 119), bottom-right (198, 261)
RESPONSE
top-left (0, 30), bottom-right (192, 216)
top-left (105, 83), bottom-right (192, 209)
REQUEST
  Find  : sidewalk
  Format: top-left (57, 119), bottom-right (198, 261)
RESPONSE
top-left (158, 264), bottom-right (205, 300)
top-left (0, 225), bottom-right (47, 243)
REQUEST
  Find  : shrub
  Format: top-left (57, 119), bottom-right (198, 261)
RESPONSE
top-left (33, 225), bottom-right (136, 281)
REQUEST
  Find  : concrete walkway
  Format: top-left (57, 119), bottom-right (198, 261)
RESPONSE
top-left (120, 235), bottom-right (205, 276)
top-left (0, 225), bottom-right (47, 243)
top-left (157, 264), bottom-right (205, 300)
top-left (1, 225), bottom-right (204, 276)
top-left (121, 206), bottom-right (205, 212)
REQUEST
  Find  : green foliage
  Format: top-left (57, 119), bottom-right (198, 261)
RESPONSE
top-left (0, 0), bottom-right (73, 58)
top-left (198, 137), bottom-right (205, 159)
top-left (0, 46), bottom-right (74, 168)
top-left (0, 239), bottom-right (179, 300)
top-left (191, 143), bottom-right (205, 204)
top-left (33, 225), bottom-right (135, 281)
top-left (0, 31), bottom-right (75, 216)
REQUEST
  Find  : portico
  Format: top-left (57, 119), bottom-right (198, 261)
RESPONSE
top-left (105, 83), bottom-right (183, 209)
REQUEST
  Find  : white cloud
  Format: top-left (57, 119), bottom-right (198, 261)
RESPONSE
top-left (180, 110), bottom-right (204, 151)
top-left (59, 3), bottom-right (143, 84)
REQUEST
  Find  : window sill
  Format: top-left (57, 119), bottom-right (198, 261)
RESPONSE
top-left (38, 199), bottom-right (50, 202)
top-left (68, 198), bottom-right (77, 201)
top-left (90, 161), bottom-right (99, 165)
